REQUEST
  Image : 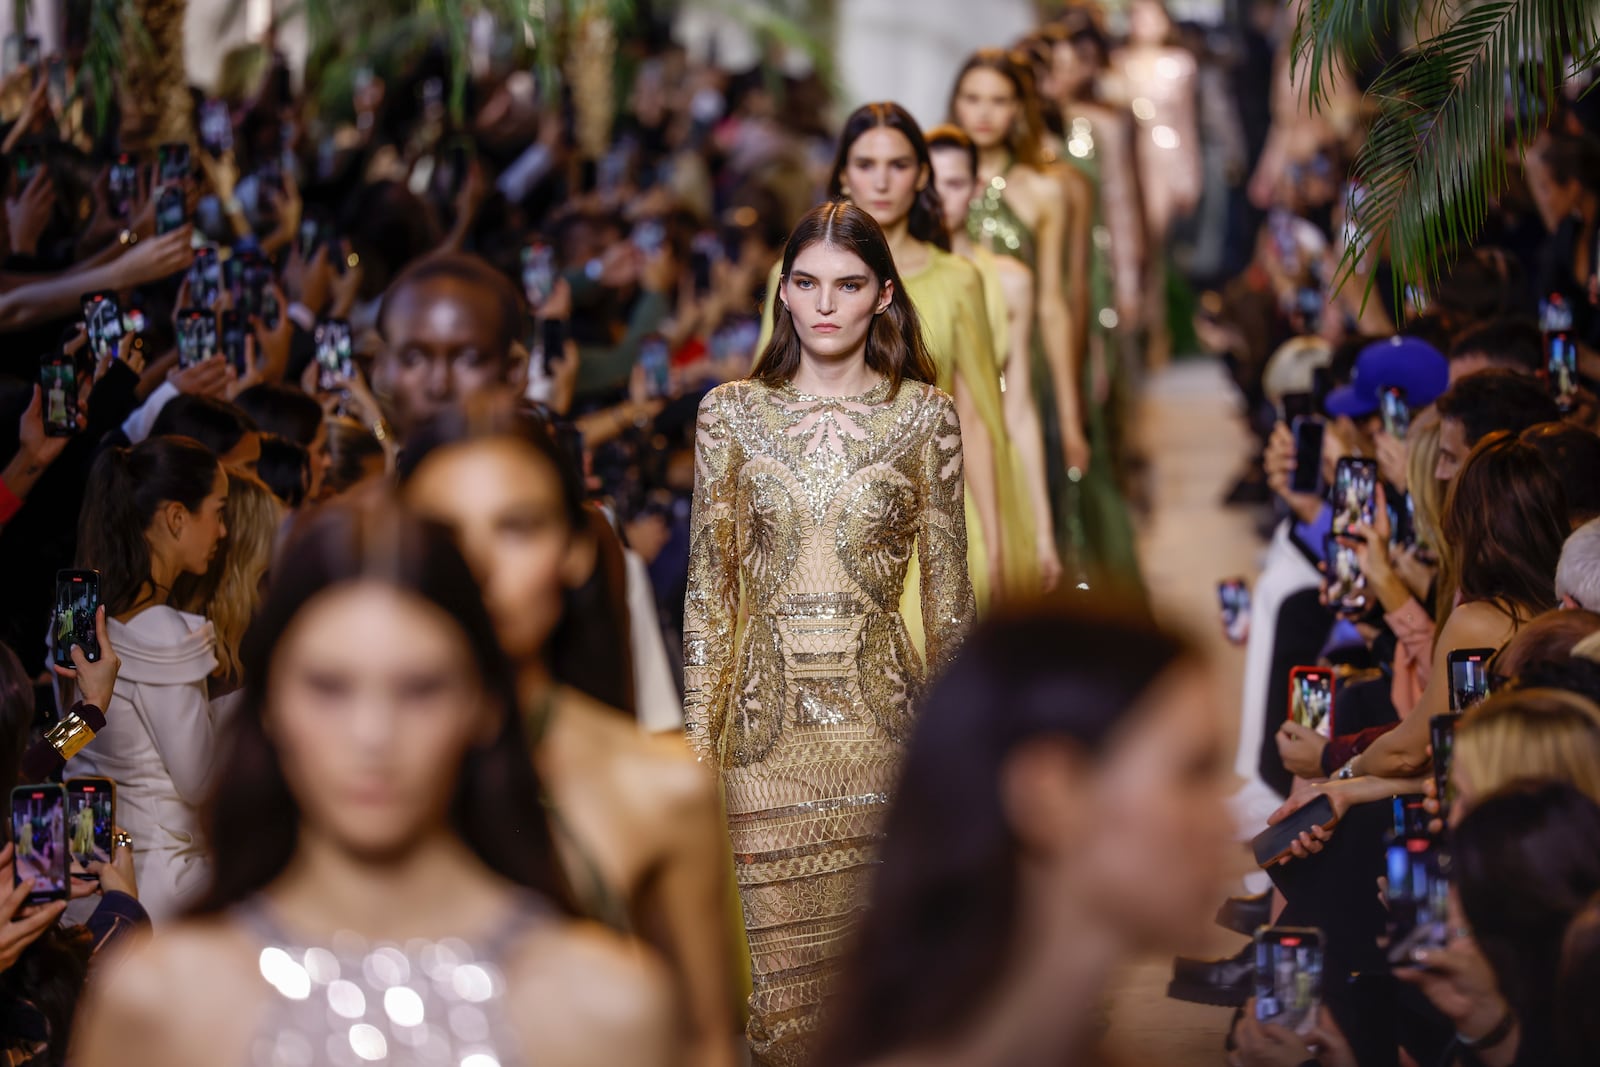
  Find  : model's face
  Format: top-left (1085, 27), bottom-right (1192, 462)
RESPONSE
top-left (404, 439), bottom-right (578, 665)
top-left (1050, 41), bottom-right (1095, 98)
top-left (376, 278), bottom-right (521, 436)
top-left (929, 147), bottom-right (978, 233)
top-left (222, 431), bottom-right (262, 477)
top-left (1436, 417), bottom-right (1469, 482)
top-left (164, 466), bottom-right (229, 576)
top-left (1129, 0), bottom-right (1170, 45)
top-left (839, 126), bottom-right (925, 232)
top-left (267, 582), bottom-right (492, 859)
top-left (781, 242), bottom-right (892, 365)
top-left (1072, 666), bottom-right (1231, 952)
top-left (953, 68), bottom-right (1021, 152)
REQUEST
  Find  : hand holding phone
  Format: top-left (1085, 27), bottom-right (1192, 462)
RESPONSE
top-left (1253, 793), bottom-right (1339, 867)
top-left (175, 308), bottom-right (217, 369)
top-left (52, 570), bottom-right (101, 668)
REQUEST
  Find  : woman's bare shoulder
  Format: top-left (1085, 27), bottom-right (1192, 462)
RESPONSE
top-left (564, 691), bottom-right (720, 824)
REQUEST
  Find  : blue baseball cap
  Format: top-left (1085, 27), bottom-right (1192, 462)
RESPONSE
top-left (1324, 335), bottom-right (1449, 419)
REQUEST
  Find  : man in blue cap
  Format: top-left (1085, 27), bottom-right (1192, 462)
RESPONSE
top-left (1322, 335), bottom-right (1451, 444)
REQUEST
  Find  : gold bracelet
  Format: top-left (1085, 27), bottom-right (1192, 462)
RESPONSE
top-left (43, 710), bottom-right (96, 761)
top-left (371, 418), bottom-right (392, 444)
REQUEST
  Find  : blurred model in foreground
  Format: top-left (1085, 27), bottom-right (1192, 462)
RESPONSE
top-left (817, 604), bottom-right (1231, 1066)
top-left (74, 507), bottom-right (680, 1067)
top-left (685, 201), bottom-right (974, 1064)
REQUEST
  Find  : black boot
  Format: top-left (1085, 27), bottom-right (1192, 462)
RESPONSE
top-left (1167, 942), bottom-right (1253, 1007)
top-left (1215, 889), bottom-right (1272, 937)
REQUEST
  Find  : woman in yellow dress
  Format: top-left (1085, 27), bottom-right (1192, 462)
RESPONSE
top-left (688, 201), bottom-right (975, 1064)
top-left (926, 122), bottom-right (1063, 591)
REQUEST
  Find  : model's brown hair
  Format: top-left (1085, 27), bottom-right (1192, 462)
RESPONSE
top-left (949, 48), bottom-right (1051, 168)
top-left (829, 103), bottom-right (951, 252)
top-left (750, 201), bottom-right (936, 400)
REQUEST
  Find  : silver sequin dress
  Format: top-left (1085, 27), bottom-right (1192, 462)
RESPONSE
top-left (683, 377), bottom-right (974, 1065)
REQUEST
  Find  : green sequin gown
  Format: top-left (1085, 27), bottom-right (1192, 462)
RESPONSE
top-left (968, 163), bottom-right (1145, 600)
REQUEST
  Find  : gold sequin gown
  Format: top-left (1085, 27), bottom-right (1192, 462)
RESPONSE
top-left (684, 376), bottom-right (974, 1065)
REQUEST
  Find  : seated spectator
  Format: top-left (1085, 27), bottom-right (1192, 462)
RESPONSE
top-left (148, 396), bottom-right (262, 475)
top-left (1565, 520), bottom-right (1600, 610)
top-left (321, 415), bottom-right (386, 498)
top-left (1433, 368), bottom-right (1562, 480)
top-left (253, 433), bottom-right (310, 508)
top-left (1522, 421), bottom-right (1600, 527)
top-left (233, 384), bottom-right (329, 498)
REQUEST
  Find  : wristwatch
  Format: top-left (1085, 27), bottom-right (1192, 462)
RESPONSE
top-left (117, 228), bottom-right (138, 246)
top-left (1336, 758), bottom-right (1358, 780)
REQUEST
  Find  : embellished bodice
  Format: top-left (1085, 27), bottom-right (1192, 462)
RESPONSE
top-left (237, 895), bottom-right (547, 1067)
top-left (683, 377), bottom-right (973, 768)
top-left (967, 173), bottom-right (1038, 268)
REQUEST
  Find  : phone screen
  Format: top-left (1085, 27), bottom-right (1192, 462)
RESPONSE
top-left (1289, 419), bottom-right (1325, 495)
top-left (82, 291), bottom-right (124, 362)
top-left (1280, 391), bottom-right (1313, 425)
top-left (1218, 579), bottom-right (1251, 645)
top-left (1380, 387), bottom-right (1409, 441)
top-left (199, 100), bottom-right (232, 156)
top-left (108, 155), bottom-right (138, 218)
top-left (220, 311), bottom-right (248, 374)
top-left (157, 142), bottom-right (190, 186)
top-left (1387, 837), bottom-right (1452, 965)
top-left (639, 335), bottom-right (671, 399)
top-left (1253, 928), bottom-right (1324, 1035)
top-left (155, 186), bottom-right (186, 235)
top-left (1550, 334), bottom-right (1579, 411)
top-left (1449, 650), bottom-right (1492, 712)
top-left (1323, 534), bottom-right (1367, 615)
top-left (632, 219), bottom-right (666, 257)
top-left (187, 246), bottom-right (221, 309)
top-left (1430, 714), bottom-right (1461, 821)
top-left (522, 243), bottom-right (554, 307)
top-left (66, 779), bottom-right (114, 871)
top-left (711, 316), bottom-right (762, 365)
top-left (176, 309), bottom-right (217, 369)
top-left (1290, 668), bottom-right (1335, 738)
top-left (315, 319), bottom-right (354, 392)
top-left (241, 262), bottom-right (279, 328)
top-left (52, 569), bottom-right (100, 668)
top-left (1332, 458), bottom-right (1378, 536)
top-left (39, 356), bottom-right (77, 436)
top-left (11, 784), bottom-right (68, 904)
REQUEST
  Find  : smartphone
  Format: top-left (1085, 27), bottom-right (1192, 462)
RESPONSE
top-left (220, 310), bottom-right (248, 374)
top-left (1430, 713), bottom-right (1462, 823)
top-left (1380, 386), bottom-right (1410, 441)
top-left (198, 99), bottom-right (232, 156)
top-left (175, 307), bottom-right (217, 369)
top-left (639, 334), bottom-right (671, 400)
top-left (1289, 666), bottom-right (1335, 739)
top-left (52, 569), bottom-right (100, 667)
top-left (39, 351), bottom-right (78, 437)
top-left (1252, 793), bottom-right (1338, 867)
top-left (541, 317), bottom-right (568, 365)
top-left (1447, 648), bottom-right (1495, 712)
top-left (1280, 391), bottom-right (1314, 425)
top-left (711, 315), bottom-right (761, 364)
top-left (690, 232), bottom-right (721, 296)
top-left (240, 258), bottom-right (279, 328)
top-left (1393, 794), bottom-right (1432, 839)
top-left (45, 56), bottom-right (66, 115)
top-left (1386, 835), bottom-right (1452, 966)
top-left (521, 243), bottom-right (555, 308)
top-left (1550, 333), bottom-right (1579, 412)
top-left (155, 185), bottom-right (186, 234)
top-left (1289, 419), bottom-right (1325, 495)
top-left (1331, 457), bottom-right (1379, 535)
top-left (65, 777), bottom-right (114, 875)
top-left (187, 245), bottom-right (221, 308)
top-left (82, 290), bottom-right (124, 362)
top-left (157, 141), bottom-right (190, 186)
top-left (632, 218), bottom-right (666, 257)
top-left (1323, 534), bottom-right (1367, 615)
top-left (10, 784), bottom-right (68, 905)
top-left (1253, 927), bottom-right (1324, 1035)
top-left (314, 318), bottom-right (354, 392)
top-left (108, 152), bottom-right (139, 218)
top-left (1218, 578), bottom-right (1251, 645)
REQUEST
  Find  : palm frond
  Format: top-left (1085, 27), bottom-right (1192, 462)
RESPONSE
top-left (1298, 0), bottom-right (1600, 305)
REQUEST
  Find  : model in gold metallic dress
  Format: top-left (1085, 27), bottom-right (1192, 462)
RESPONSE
top-left (686, 203), bottom-right (974, 1065)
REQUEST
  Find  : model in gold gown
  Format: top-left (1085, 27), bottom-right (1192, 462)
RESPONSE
top-left (684, 370), bottom-right (973, 1063)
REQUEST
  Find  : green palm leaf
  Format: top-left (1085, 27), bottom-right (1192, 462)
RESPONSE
top-left (1294, 0), bottom-right (1600, 303)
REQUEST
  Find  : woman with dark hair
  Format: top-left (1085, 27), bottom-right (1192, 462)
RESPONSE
top-left (805, 102), bottom-right (1035, 605)
top-left (952, 49), bottom-right (1143, 599)
top-left (815, 604), bottom-right (1230, 1066)
top-left (400, 398), bottom-right (737, 1067)
top-left (926, 122), bottom-right (1061, 589)
top-left (72, 505), bottom-right (679, 1067)
top-left (1450, 781), bottom-right (1600, 1067)
top-left (64, 436), bottom-right (228, 921)
top-left (689, 200), bottom-right (975, 1063)
top-left (147, 395), bottom-right (261, 475)
top-left (252, 432), bottom-right (310, 508)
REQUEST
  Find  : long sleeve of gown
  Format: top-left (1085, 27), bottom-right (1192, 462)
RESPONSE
top-left (683, 388), bottom-right (742, 764)
top-left (918, 393), bottom-right (976, 675)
